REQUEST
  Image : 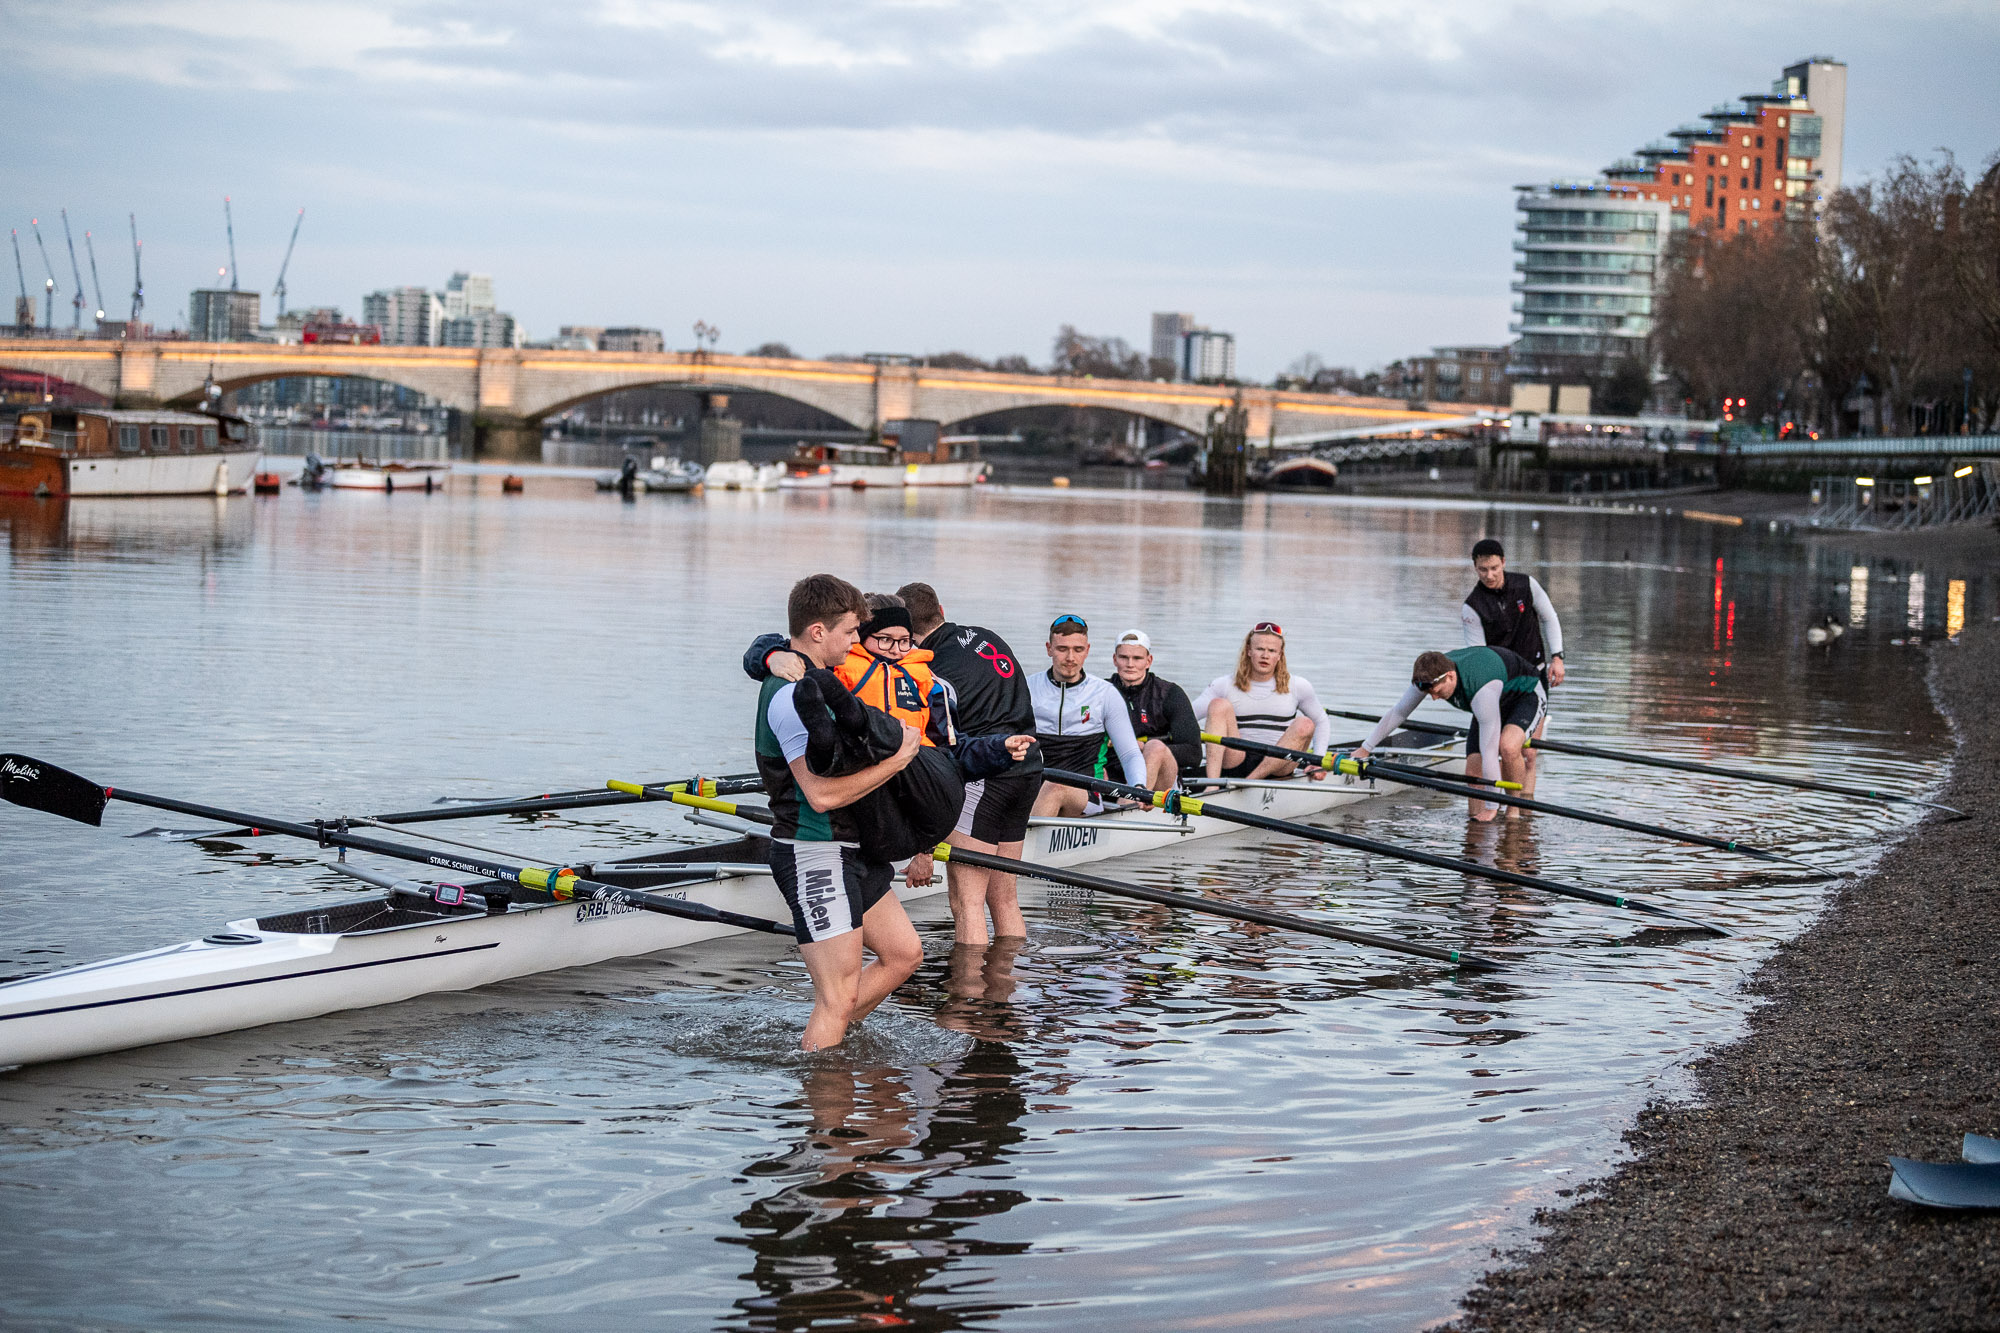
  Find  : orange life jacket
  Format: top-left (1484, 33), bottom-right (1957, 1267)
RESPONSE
top-left (835, 645), bottom-right (949, 745)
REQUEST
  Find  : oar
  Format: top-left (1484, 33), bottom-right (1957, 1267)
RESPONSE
top-left (602, 780), bottom-right (1503, 971)
top-left (1201, 730), bottom-right (1518, 790)
top-left (1324, 709), bottom-right (1962, 815)
top-left (128, 776), bottom-right (768, 842)
top-left (1200, 731), bottom-right (1839, 876)
top-left (1042, 768), bottom-right (1728, 937)
top-left (0, 755), bottom-right (800, 940)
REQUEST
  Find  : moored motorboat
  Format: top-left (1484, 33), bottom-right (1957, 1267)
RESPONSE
top-left (704, 459), bottom-right (784, 491)
top-left (306, 456), bottom-right (451, 493)
top-left (0, 741), bottom-right (1458, 1068)
top-left (0, 408), bottom-right (261, 497)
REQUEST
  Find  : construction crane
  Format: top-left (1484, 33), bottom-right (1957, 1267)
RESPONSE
top-left (223, 196), bottom-right (239, 291)
top-left (10, 229), bottom-right (30, 330)
top-left (83, 229), bottom-right (106, 322)
top-left (272, 207), bottom-right (303, 319)
top-left (60, 210), bottom-right (86, 329)
top-left (129, 214), bottom-right (144, 324)
top-left (29, 218), bottom-right (58, 329)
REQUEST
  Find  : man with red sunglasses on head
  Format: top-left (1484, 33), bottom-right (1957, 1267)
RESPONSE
top-left (1193, 621), bottom-right (1332, 782)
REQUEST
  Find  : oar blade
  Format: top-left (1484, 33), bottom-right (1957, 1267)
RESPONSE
top-left (0, 754), bottom-right (109, 827)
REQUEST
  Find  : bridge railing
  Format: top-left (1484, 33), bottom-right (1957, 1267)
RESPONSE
top-left (1809, 462), bottom-right (2000, 530)
top-left (1736, 433), bottom-right (2000, 458)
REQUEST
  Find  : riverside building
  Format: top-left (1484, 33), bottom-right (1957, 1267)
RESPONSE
top-left (1511, 55), bottom-right (1847, 383)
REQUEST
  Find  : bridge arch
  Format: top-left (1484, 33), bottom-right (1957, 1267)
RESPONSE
top-left (528, 377), bottom-right (868, 430)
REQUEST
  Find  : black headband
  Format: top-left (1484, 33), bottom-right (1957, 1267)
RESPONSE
top-left (860, 606), bottom-right (914, 639)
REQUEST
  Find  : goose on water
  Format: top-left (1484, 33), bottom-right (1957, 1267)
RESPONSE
top-left (1806, 614), bottom-right (1846, 646)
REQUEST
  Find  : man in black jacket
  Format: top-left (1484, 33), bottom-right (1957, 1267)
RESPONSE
top-left (897, 582), bottom-right (1042, 947)
top-left (1107, 630), bottom-right (1200, 789)
top-left (1462, 538), bottom-right (1566, 798)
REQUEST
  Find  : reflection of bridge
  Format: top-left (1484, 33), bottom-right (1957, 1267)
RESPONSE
top-left (0, 339), bottom-right (1462, 461)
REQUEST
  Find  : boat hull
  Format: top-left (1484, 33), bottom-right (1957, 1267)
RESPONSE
top-left (0, 448), bottom-right (262, 497)
top-left (0, 747), bottom-right (1457, 1068)
top-left (829, 460), bottom-right (990, 488)
top-left (323, 465), bottom-right (451, 492)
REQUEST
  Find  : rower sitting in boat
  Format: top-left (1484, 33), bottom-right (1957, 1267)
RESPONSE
top-left (1193, 622), bottom-right (1332, 782)
top-left (1107, 630), bottom-right (1201, 789)
top-left (754, 575), bottom-right (924, 1051)
top-left (1029, 615), bottom-right (1148, 817)
top-left (1353, 645), bottom-right (1548, 822)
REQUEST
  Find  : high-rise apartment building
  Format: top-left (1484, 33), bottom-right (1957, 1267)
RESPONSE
top-left (440, 310), bottom-right (518, 349)
top-left (363, 287), bottom-right (445, 346)
top-left (1182, 329), bottom-right (1236, 382)
top-left (1512, 56), bottom-right (1846, 379)
top-left (442, 272), bottom-right (496, 321)
top-left (1150, 312), bottom-right (1195, 374)
top-left (189, 289), bottom-right (261, 341)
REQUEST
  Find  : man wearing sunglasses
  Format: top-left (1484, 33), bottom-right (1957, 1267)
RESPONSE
top-left (1029, 615), bottom-right (1148, 818)
top-left (1350, 645), bottom-right (1547, 821)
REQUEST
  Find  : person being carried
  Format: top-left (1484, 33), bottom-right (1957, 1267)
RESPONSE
top-left (899, 582), bottom-right (1043, 948)
top-left (754, 574), bottom-right (926, 1051)
top-left (1028, 614), bottom-right (1148, 817)
top-left (1462, 537), bottom-right (1566, 798)
top-left (746, 594), bottom-right (1033, 889)
top-left (1352, 645), bottom-right (1547, 822)
top-left (1193, 622), bottom-right (1331, 782)
top-left (1106, 629), bottom-right (1201, 789)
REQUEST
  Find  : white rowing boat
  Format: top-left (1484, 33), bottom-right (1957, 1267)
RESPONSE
top-left (0, 741), bottom-right (1458, 1068)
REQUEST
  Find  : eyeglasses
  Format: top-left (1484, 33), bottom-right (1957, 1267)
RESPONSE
top-left (1418, 676), bottom-right (1446, 690)
top-left (867, 633), bottom-right (914, 651)
top-left (1251, 621), bottom-right (1284, 636)
top-left (1050, 614), bottom-right (1088, 633)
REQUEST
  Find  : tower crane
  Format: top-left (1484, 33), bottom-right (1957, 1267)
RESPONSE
top-left (29, 219), bottom-right (58, 329)
top-left (83, 230), bottom-right (106, 323)
top-left (60, 210), bottom-right (86, 330)
top-left (10, 229), bottom-right (30, 330)
top-left (129, 214), bottom-right (144, 324)
top-left (223, 196), bottom-right (239, 291)
top-left (272, 208), bottom-right (303, 319)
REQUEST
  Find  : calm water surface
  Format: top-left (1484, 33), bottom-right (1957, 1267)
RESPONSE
top-left (1, 482), bottom-right (1989, 1331)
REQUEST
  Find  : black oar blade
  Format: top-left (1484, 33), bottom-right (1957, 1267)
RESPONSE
top-left (0, 754), bottom-right (110, 827)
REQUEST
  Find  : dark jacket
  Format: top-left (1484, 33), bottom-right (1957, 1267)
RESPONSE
top-left (743, 632), bottom-right (1023, 780)
top-left (1109, 671), bottom-right (1201, 773)
top-left (1465, 572), bottom-right (1547, 669)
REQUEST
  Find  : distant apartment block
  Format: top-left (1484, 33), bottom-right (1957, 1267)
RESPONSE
top-left (1181, 328), bottom-right (1236, 383)
top-left (598, 327), bottom-right (665, 354)
top-left (1512, 55), bottom-right (1846, 380)
top-left (441, 310), bottom-right (519, 349)
top-left (443, 272), bottom-right (496, 320)
top-left (556, 325), bottom-right (605, 350)
top-left (189, 289), bottom-right (261, 341)
top-left (363, 287), bottom-right (444, 346)
top-left (1150, 312), bottom-right (1195, 375)
top-left (1396, 346), bottom-right (1510, 405)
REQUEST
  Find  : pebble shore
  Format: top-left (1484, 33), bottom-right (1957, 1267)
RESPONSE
top-left (1445, 619), bottom-right (1999, 1331)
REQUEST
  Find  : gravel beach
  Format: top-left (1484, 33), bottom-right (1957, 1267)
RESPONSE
top-left (1445, 618), bottom-right (2000, 1331)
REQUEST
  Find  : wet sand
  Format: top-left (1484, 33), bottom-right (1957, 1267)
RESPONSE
top-left (1445, 617), bottom-right (2000, 1330)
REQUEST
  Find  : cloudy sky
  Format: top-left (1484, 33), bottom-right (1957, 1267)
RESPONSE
top-left (7, 1), bottom-right (1997, 376)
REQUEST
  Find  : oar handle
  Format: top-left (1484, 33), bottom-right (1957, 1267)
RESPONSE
top-left (1196, 731), bottom-right (1519, 789)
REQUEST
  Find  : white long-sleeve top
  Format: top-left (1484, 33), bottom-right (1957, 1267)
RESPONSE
top-left (1028, 670), bottom-right (1147, 787)
top-left (1361, 682), bottom-right (1514, 778)
top-left (1461, 574), bottom-right (1565, 658)
top-left (1191, 675), bottom-right (1332, 750)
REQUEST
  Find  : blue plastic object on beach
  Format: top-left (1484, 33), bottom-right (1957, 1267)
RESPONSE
top-left (1888, 1138), bottom-right (2000, 1209)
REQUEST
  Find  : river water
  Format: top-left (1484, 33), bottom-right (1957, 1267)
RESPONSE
top-left (0, 482), bottom-right (1988, 1331)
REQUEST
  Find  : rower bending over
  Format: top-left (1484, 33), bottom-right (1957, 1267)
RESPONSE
top-left (1354, 646), bottom-right (1547, 822)
top-left (755, 575), bottom-right (924, 1050)
top-left (1194, 622), bottom-right (1331, 782)
top-left (1030, 615), bottom-right (1147, 817)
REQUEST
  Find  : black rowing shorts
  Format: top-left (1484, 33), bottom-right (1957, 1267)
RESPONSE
top-left (953, 769), bottom-right (1039, 845)
top-left (768, 841), bottom-right (895, 944)
top-left (1465, 688), bottom-right (1548, 757)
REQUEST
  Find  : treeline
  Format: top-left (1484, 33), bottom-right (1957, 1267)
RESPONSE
top-left (1655, 152), bottom-right (2000, 436)
top-left (751, 327), bottom-right (1180, 381)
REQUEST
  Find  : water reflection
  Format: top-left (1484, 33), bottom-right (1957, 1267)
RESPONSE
top-left (724, 944), bottom-right (1034, 1331)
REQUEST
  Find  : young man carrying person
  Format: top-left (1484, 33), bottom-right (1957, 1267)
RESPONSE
top-left (1462, 538), bottom-right (1566, 797)
top-left (896, 582), bottom-right (1040, 948)
top-left (756, 574), bottom-right (925, 1050)
top-left (1106, 630), bottom-right (1202, 790)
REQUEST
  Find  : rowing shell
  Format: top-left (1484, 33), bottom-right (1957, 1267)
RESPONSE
top-left (0, 742), bottom-right (1457, 1068)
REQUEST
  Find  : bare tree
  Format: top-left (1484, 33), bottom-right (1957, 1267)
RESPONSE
top-left (1051, 325), bottom-right (1147, 379)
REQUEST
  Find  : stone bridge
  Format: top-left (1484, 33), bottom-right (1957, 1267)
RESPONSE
top-left (0, 338), bottom-right (1462, 460)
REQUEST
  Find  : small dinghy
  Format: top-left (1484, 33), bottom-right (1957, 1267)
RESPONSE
top-left (703, 459), bottom-right (784, 491)
top-left (303, 455), bottom-right (450, 493)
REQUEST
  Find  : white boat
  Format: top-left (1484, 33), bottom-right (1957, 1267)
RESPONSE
top-left (787, 442), bottom-right (991, 489)
top-left (778, 463), bottom-right (835, 490)
top-left (0, 741), bottom-right (1459, 1068)
top-left (0, 408), bottom-right (261, 498)
top-left (310, 458), bottom-right (451, 493)
top-left (704, 460), bottom-right (785, 491)
top-left (593, 457), bottom-right (706, 493)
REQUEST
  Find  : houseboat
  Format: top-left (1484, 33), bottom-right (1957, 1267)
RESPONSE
top-left (0, 408), bottom-right (261, 497)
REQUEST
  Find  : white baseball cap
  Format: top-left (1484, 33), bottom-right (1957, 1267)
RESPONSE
top-left (1115, 629), bottom-right (1151, 651)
